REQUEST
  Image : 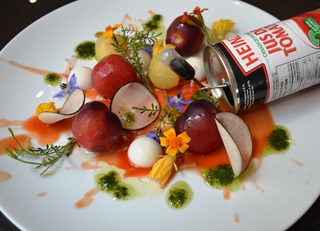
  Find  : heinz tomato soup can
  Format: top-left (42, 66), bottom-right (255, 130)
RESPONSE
top-left (203, 9), bottom-right (320, 113)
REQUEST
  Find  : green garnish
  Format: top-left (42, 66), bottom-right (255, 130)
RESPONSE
top-left (267, 126), bottom-right (291, 151)
top-left (43, 73), bottom-right (61, 86)
top-left (202, 165), bottom-right (236, 187)
top-left (166, 181), bottom-right (193, 209)
top-left (132, 93), bottom-right (181, 131)
top-left (75, 41), bottom-right (96, 59)
top-left (144, 14), bottom-right (163, 31)
top-left (98, 171), bottom-right (119, 192)
top-left (97, 171), bottom-right (130, 200)
top-left (191, 89), bottom-right (219, 107)
top-left (112, 26), bottom-right (161, 91)
top-left (5, 128), bottom-right (78, 175)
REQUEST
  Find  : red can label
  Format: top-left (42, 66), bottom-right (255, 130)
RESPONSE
top-left (220, 9), bottom-right (320, 110)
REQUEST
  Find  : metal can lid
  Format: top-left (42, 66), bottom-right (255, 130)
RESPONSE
top-left (203, 44), bottom-right (240, 113)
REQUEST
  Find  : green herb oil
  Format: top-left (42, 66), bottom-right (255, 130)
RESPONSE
top-left (166, 181), bottom-right (193, 209)
top-left (202, 164), bottom-right (239, 190)
top-left (264, 125), bottom-right (291, 155)
top-left (75, 41), bottom-right (95, 60)
top-left (96, 171), bottom-right (131, 200)
top-left (43, 73), bottom-right (61, 86)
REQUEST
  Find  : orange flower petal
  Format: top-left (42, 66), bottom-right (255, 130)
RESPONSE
top-left (166, 145), bottom-right (178, 156)
top-left (148, 155), bottom-right (175, 180)
top-left (177, 131), bottom-right (191, 144)
top-left (193, 6), bottom-right (201, 15)
top-left (160, 137), bottom-right (170, 147)
top-left (163, 128), bottom-right (176, 138)
top-left (113, 23), bottom-right (122, 30)
top-left (177, 142), bottom-right (189, 154)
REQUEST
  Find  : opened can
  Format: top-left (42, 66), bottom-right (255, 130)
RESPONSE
top-left (203, 9), bottom-right (320, 113)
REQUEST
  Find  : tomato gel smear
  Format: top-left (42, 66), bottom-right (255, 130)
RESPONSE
top-left (22, 116), bottom-right (73, 146)
top-left (93, 104), bottom-right (274, 178)
top-left (0, 134), bottom-right (29, 155)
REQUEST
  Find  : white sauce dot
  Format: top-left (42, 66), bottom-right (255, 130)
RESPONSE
top-left (68, 66), bottom-right (93, 90)
top-left (128, 136), bottom-right (162, 168)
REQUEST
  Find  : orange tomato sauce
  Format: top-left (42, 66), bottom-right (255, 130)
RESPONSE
top-left (0, 80), bottom-right (275, 180)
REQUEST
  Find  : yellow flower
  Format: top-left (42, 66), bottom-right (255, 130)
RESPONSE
top-left (160, 128), bottom-right (191, 156)
top-left (148, 128), bottom-right (191, 187)
top-left (148, 154), bottom-right (176, 187)
top-left (152, 39), bottom-right (175, 56)
top-left (212, 19), bottom-right (235, 40)
top-left (103, 23), bottom-right (122, 38)
top-left (35, 102), bottom-right (57, 116)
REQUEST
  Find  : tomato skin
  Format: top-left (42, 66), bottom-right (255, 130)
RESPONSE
top-left (91, 54), bottom-right (137, 100)
top-left (71, 101), bottom-right (122, 152)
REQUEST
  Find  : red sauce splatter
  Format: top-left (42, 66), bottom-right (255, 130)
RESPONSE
top-left (0, 119), bottom-right (23, 127)
top-left (0, 171), bottom-right (12, 182)
top-left (91, 104), bottom-right (274, 179)
top-left (234, 212), bottom-right (240, 223)
top-left (223, 189), bottom-right (231, 200)
top-left (22, 116), bottom-right (73, 146)
top-left (0, 58), bottom-right (62, 77)
top-left (75, 188), bottom-right (99, 209)
top-left (37, 192), bottom-right (48, 197)
top-left (0, 134), bottom-right (30, 155)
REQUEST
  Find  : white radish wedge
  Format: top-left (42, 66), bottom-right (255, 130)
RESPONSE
top-left (110, 82), bottom-right (160, 130)
top-left (38, 89), bottom-right (85, 124)
top-left (214, 112), bottom-right (252, 177)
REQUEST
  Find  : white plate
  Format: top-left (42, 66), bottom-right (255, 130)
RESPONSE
top-left (0, 0), bottom-right (319, 230)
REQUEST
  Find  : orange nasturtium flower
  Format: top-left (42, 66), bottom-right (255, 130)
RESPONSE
top-left (103, 23), bottom-right (122, 38)
top-left (148, 128), bottom-right (191, 186)
top-left (193, 6), bottom-right (208, 15)
top-left (35, 102), bottom-right (57, 116)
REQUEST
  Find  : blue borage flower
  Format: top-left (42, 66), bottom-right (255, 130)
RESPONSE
top-left (168, 92), bottom-right (192, 112)
top-left (53, 74), bottom-right (80, 98)
top-left (145, 45), bottom-right (153, 56)
top-left (146, 131), bottom-right (160, 143)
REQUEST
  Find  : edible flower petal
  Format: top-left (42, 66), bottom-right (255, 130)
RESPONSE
top-left (212, 19), bottom-right (235, 40)
top-left (146, 131), bottom-right (160, 143)
top-left (53, 74), bottom-right (80, 99)
top-left (148, 128), bottom-right (191, 186)
top-left (152, 39), bottom-right (175, 56)
top-left (103, 23), bottom-right (122, 38)
top-left (35, 102), bottom-right (57, 116)
top-left (192, 6), bottom-right (208, 15)
top-left (168, 92), bottom-right (192, 112)
top-left (148, 154), bottom-right (176, 187)
top-left (160, 128), bottom-right (191, 156)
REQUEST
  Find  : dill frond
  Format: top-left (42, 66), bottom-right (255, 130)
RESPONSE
top-left (112, 26), bottom-right (161, 91)
top-left (5, 128), bottom-right (78, 175)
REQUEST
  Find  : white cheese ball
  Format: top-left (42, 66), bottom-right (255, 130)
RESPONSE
top-left (186, 56), bottom-right (205, 81)
top-left (128, 136), bottom-right (162, 168)
top-left (68, 66), bottom-right (93, 90)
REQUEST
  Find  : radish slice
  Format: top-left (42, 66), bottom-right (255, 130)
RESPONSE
top-left (38, 89), bottom-right (85, 124)
top-left (214, 112), bottom-right (252, 177)
top-left (110, 82), bottom-right (160, 130)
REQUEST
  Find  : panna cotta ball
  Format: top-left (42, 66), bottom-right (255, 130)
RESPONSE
top-left (68, 66), bottom-right (93, 90)
top-left (128, 136), bottom-right (162, 168)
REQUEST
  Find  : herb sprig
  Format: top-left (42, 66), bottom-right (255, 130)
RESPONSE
top-left (5, 128), bottom-right (78, 175)
top-left (112, 26), bottom-right (161, 91)
top-left (132, 93), bottom-right (181, 131)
